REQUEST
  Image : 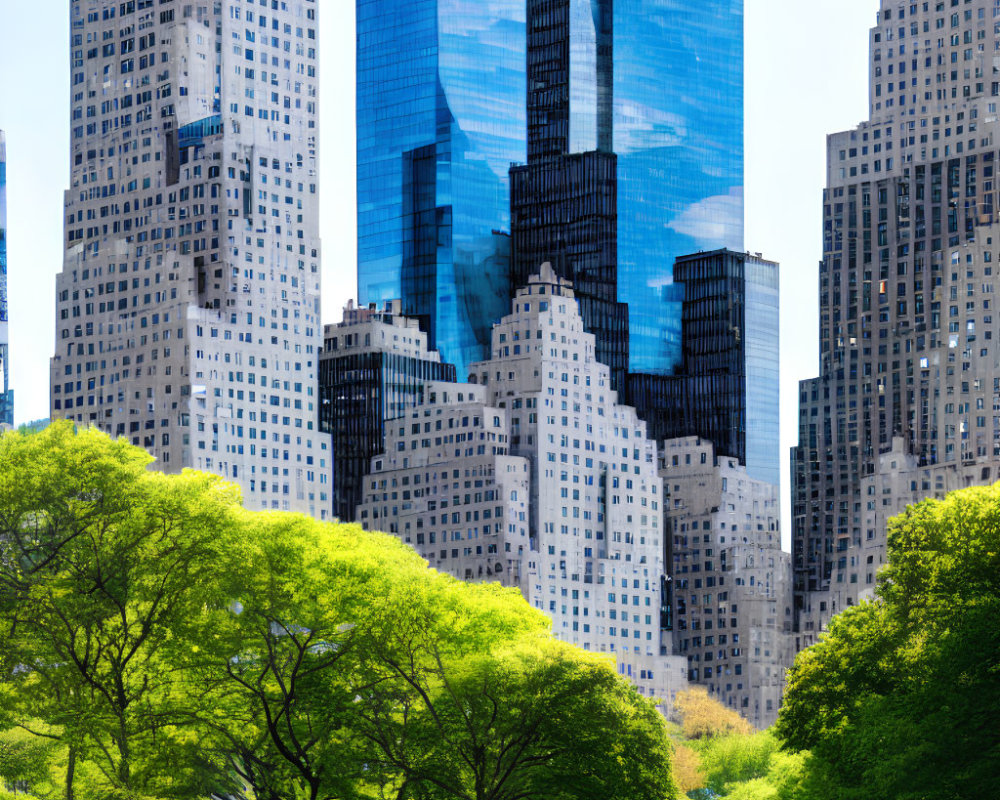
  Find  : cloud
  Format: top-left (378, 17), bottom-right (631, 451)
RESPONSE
top-left (666, 187), bottom-right (744, 245)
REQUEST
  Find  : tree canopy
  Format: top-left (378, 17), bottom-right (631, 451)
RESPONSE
top-left (0, 423), bottom-right (676, 800)
top-left (776, 482), bottom-right (1000, 800)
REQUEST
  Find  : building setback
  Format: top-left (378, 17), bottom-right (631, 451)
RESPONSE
top-left (510, 0), bottom-right (630, 393)
top-left (320, 300), bottom-right (456, 522)
top-left (470, 265), bottom-right (686, 702)
top-left (792, 0), bottom-right (1000, 641)
top-left (0, 130), bottom-right (11, 427)
top-left (357, 380), bottom-right (532, 590)
top-left (661, 437), bottom-right (793, 729)
top-left (360, 266), bottom-right (688, 704)
top-left (629, 249), bottom-right (781, 487)
top-left (51, 0), bottom-right (329, 517)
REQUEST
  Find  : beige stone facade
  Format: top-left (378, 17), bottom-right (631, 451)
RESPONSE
top-left (51, 0), bottom-right (329, 517)
top-left (662, 437), bottom-right (793, 728)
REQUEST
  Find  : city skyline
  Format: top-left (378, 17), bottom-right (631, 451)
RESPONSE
top-left (0, 0), bottom-right (879, 543)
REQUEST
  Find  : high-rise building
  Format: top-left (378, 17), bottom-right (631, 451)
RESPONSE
top-left (630, 250), bottom-right (781, 487)
top-left (0, 129), bottom-right (11, 427)
top-left (356, 1), bottom-right (743, 379)
top-left (320, 300), bottom-right (456, 522)
top-left (661, 437), bottom-right (793, 729)
top-left (355, 0), bottom-right (526, 379)
top-left (361, 265), bottom-right (689, 704)
top-left (510, 0), bottom-right (629, 393)
top-left (792, 0), bottom-right (1000, 641)
top-left (357, 379), bottom-right (533, 589)
top-left (614, 0), bottom-right (744, 373)
top-left (50, 0), bottom-right (329, 517)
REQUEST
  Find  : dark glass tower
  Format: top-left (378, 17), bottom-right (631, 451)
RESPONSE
top-left (510, 0), bottom-right (629, 392)
top-left (631, 250), bottom-right (779, 486)
top-left (320, 301), bottom-right (457, 522)
top-left (0, 130), bottom-right (10, 427)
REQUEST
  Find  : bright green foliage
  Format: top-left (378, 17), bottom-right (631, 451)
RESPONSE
top-left (777, 482), bottom-right (1000, 800)
top-left (668, 684), bottom-right (833, 800)
top-left (0, 424), bottom-right (677, 800)
top-left (0, 726), bottom-right (60, 795)
top-left (698, 730), bottom-right (780, 791)
top-left (0, 421), bottom-right (244, 798)
top-left (355, 636), bottom-right (675, 800)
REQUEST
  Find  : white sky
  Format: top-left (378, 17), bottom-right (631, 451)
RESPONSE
top-left (0, 0), bottom-right (880, 542)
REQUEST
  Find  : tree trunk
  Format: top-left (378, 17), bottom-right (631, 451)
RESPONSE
top-left (117, 718), bottom-right (131, 790)
top-left (65, 745), bottom-right (76, 800)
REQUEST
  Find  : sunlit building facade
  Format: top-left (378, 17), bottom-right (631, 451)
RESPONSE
top-left (0, 129), bottom-right (10, 427)
top-left (50, 0), bottom-right (330, 517)
top-left (360, 265), bottom-right (690, 705)
top-left (662, 437), bottom-right (793, 729)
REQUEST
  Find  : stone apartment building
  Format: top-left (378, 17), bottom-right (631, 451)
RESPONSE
top-left (321, 300), bottom-right (456, 521)
top-left (356, 380), bottom-right (532, 591)
top-left (793, 0), bottom-right (1000, 639)
top-left (359, 265), bottom-right (688, 705)
top-left (662, 437), bottom-right (793, 729)
top-left (51, 0), bottom-right (329, 516)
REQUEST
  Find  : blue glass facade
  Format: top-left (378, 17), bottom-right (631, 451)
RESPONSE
top-left (614, 0), bottom-right (744, 373)
top-left (628, 250), bottom-right (779, 487)
top-left (356, 0), bottom-right (525, 379)
top-left (0, 130), bottom-right (10, 426)
top-left (744, 254), bottom-right (780, 486)
top-left (357, 1), bottom-right (743, 378)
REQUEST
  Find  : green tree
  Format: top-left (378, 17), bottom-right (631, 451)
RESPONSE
top-left (697, 730), bottom-right (780, 793)
top-left (776, 482), bottom-right (1000, 800)
top-left (0, 422), bottom-right (242, 799)
top-left (356, 635), bottom-right (675, 800)
top-left (0, 725), bottom-right (61, 796)
top-left (200, 510), bottom-right (675, 800)
top-left (0, 424), bottom-right (678, 800)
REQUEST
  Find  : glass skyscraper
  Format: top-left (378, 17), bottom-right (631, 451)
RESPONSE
top-left (356, 0), bottom-right (743, 378)
top-left (630, 250), bottom-right (779, 486)
top-left (0, 130), bottom-right (11, 426)
top-left (615, 0), bottom-right (744, 373)
top-left (511, 0), bottom-right (629, 393)
top-left (356, 0), bottom-right (526, 380)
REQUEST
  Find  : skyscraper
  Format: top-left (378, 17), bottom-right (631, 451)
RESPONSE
top-left (356, 1), bottom-right (743, 379)
top-left (510, 0), bottom-right (630, 393)
top-left (631, 250), bottom-right (781, 487)
top-left (793, 0), bottom-right (1000, 640)
top-left (51, 0), bottom-right (329, 517)
top-left (360, 264), bottom-right (689, 704)
top-left (662, 436), bottom-right (792, 729)
top-left (0, 129), bottom-right (11, 427)
top-left (614, 0), bottom-right (744, 373)
top-left (355, 0), bottom-right (526, 380)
